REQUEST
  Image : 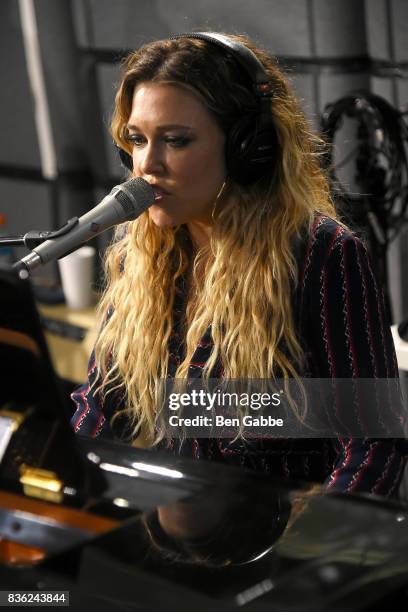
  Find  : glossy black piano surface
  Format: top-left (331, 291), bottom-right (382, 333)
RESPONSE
top-left (1, 266), bottom-right (408, 611)
top-left (1, 436), bottom-right (408, 612)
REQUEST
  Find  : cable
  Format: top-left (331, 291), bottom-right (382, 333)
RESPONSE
top-left (320, 92), bottom-right (408, 322)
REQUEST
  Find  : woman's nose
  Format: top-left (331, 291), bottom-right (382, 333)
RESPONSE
top-left (137, 143), bottom-right (165, 176)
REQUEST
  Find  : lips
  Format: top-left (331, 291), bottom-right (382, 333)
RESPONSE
top-left (150, 185), bottom-right (171, 200)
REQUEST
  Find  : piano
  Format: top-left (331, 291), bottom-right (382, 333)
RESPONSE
top-left (1, 263), bottom-right (408, 611)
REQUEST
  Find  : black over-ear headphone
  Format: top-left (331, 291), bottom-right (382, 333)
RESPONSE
top-left (117, 32), bottom-right (279, 186)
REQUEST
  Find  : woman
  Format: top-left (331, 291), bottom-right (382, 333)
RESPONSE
top-left (71, 32), bottom-right (406, 496)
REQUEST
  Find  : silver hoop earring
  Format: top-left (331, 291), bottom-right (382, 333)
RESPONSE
top-left (212, 181), bottom-right (227, 221)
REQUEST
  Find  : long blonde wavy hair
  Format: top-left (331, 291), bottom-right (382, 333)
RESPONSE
top-left (94, 33), bottom-right (338, 444)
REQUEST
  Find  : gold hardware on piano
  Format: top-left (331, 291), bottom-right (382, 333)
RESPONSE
top-left (0, 404), bottom-right (33, 432)
top-left (19, 466), bottom-right (63, 503)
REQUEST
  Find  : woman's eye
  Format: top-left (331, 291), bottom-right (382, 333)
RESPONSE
top-left (165, 136), bottom-right (190, 148)
top-left (124, 134), bottom-right (191, 148)
top-left (126, 134), bottom-right (145, 146)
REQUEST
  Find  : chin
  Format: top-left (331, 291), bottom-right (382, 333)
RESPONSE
top-left (148, 206), bottom-right (179, 228)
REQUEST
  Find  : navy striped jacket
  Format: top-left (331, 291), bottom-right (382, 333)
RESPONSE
top-left (71, 216), bottom-right (407, 496)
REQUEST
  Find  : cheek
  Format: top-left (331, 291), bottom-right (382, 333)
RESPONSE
top-left (180, 148), bottom-right (226, 189)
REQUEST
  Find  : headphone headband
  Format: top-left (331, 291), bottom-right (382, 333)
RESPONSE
top-left (170, 32), bottom-right (274, 99)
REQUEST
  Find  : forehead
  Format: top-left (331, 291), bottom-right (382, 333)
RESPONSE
top-left (128, 82), bottom-right (213, 127)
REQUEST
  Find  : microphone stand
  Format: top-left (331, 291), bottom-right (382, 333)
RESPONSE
top-left (0, 218), bottom-right (80, 279)
top-left (0, 217), bottom-right (79, 251)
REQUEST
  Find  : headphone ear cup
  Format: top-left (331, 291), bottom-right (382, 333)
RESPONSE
top-left (117, 146), bottom-right (133, 171)
top-left (226, 114), bottom-right (278, 185)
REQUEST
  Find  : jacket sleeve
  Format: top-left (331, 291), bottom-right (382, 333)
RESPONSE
top-left (326, 438), bottom-right (406, 495)
top-left (70, 350), bottom-right (114, 439)
top-left (304, 223), bottom-right (407, 495)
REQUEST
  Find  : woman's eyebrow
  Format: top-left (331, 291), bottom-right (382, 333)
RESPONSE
top-left (126, 123), bottom-right (194, 131)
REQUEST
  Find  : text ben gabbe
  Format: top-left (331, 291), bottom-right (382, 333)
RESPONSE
top-left (167, 389), bottom-right (285, 428)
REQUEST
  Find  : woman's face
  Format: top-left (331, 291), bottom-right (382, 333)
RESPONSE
top-left (126, 82), bottom-right (227, 229)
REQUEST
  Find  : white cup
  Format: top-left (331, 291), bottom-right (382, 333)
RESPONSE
top-left (58, 246), bottom-right (96, 309)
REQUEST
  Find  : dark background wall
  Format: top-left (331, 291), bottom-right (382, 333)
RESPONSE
top-left (1, 0), bottom-right (407, 318)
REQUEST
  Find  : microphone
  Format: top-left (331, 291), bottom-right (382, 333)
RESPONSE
top-left (15, 177), bottom-right (155, 276)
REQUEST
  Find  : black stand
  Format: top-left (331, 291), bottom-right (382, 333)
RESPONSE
top-left (0, 218), bottom-right (79, 251)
